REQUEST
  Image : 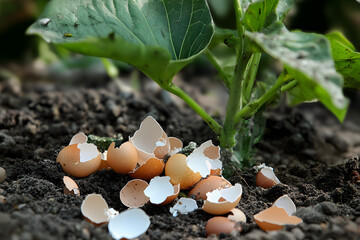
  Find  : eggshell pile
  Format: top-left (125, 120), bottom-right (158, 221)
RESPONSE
top-left (63, 176), bottom-right (80, 196)
top-left (120, 179), bottom-right (149, 208)
top-left (255, 163), bottom-right (280, 188)
top-left (254, 195), bottom-right (303, 231)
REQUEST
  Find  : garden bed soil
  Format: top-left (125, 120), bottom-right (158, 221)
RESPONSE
top-left (0, 77), bottom-right (359, 240)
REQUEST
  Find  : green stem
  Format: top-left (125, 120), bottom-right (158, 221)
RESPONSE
top-left (242, 52), bottom-right (261, 104)
top-left (234, 73), bottom-right (287, 124)
top-left (281, 79), bottom-right (297, 92)
top-left (233, 0), bottom-right (243, 38)
top-left (163, 84), bottom-right (222, 135)
top-left (101, 58), bottom-right (119, 79)
top-left (205, 49), bottom-right (231, 88)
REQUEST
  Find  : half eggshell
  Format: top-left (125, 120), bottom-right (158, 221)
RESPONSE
top-left (81, 194), bottom-right (112, 225)
top-left (143, 176), bottom-right (180, 205)
top-left (189, 176), bottom-right (232, 200)
top-left (120, 179), bottom-right (150, 208)
top-left (107, 142), bottom-right (138, 174)
top-left (170, 198), bottom-right (198, 217)
top-left (255, 164), bottom-right (280, 188)
top-left (63, 176), bottom-right (80, 196)
top-left (228, 208), bottom-right (247, 223)
top-left (205, 216), bottom-right (241, 237)
top-left (203, 183), bottom-right (243, 215)
top-left (129, 157), bottom-right (165, 181)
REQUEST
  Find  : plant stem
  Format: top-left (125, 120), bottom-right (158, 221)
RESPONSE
top-left (204, 49), bottom-right (231, 88)
top-left (281, 79), bottom-right (297, 92)
top-left (164, 84), bottom-right (222, 135)
top-left (242, 52), bottom-right (261, 104)
top-left (101, 58), bottom-right (119, 79)
top-left (234, 73), bottom-right (287, 124)
top-left (233, 0), bottom-right (243, 38)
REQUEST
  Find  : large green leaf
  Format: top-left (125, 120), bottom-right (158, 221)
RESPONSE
top-left (246, 23), bottom-right (348, 121)
top-left (326, 31), bottom-right (360, 90)
top-left (27, 0), bottom-right (214, 85)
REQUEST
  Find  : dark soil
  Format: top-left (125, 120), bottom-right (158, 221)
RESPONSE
top-left (0, 77), bottom-right (359, 240)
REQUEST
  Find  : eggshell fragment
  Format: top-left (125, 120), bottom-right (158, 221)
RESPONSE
top-left (108, 208), bottom-right (150, 240)
top-left (168, 137), bottom-right (183, 156)
top-left (170, 198), bottom-right (198, 217)
top-left (189, 176), bottom-right (232, 200)
top-left (107, 142), bottom-right (138, 174)
top-left (203, 183), bottom-right (242, 215)
top-left (273, 195), bottom-right (296, 216)
top-left (63, 176), bottom-right (80, 196)
top-left (0, 167), bottom-right (6, 183)
top-left (81, 194), bottom-right (110, 225)
top-left (98, 150), bottom-right (111, 170)
top-left (255, 164), bottom-right (280, 188)
top-left (120, 179), bottom-right (149, 208)
top-left (129, 157), bottom-right (165, 181)
top-left (187, 140), bottom-right (222, 178)
top-left (130, 116), bottom-right (170, 164)
top-left (205, 217), bottom-right (241, 236)
top-left (56, 144), bottom-right (101, 177)
top-left (144, 176), bottom-right (179, 205)
top-left (165, 154), bottom-right (202, 190)
top-left (228, 208), bottom-right (247, 223)
top-left (69, 132), bottom-right (87, 145)
top-left (254, 206), bottom-right (303, 231)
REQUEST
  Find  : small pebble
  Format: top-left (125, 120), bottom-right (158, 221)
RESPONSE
top-left (0, 167), bottom-right (6, 183)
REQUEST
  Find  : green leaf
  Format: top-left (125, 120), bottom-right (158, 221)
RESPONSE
top-left (326, 31), bottom-right (360, 90)
top-left (242, 0), bottom-right (279, 32)
top-left (27, 0), bottom-right (214, 85)
top-left (246, 23), bottom-right (348, 121)
top-left (276, 0), bottom-right (294, 21)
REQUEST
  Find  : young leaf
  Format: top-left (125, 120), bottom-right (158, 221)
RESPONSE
top-left (276, 0), bottom-right (294, 21)
top-left (246, 23), bottom-right (348, 121)
top-left (27, 0), bottom-right (214, 86)
top-left (326, 31), bottom-right (360, 90)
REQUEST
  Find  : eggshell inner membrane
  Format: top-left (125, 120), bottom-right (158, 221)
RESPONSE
top-left (205, 217), bottom-right (239, 236)
top-left (108, 208), bottom-right (150, 240)
top-left (130, 116), bottom-right (169, 164)
top-left (129, 157), bottom-right (165, 181)
top-left (165, 153), bottom-right (202, 190)
top-left (63, 176), bottom-right (80, 196)
top-left (120, 179), bottom-right (150, 208)
top-left (81, 194), bottom-right (110, 224)
top-left (188, 176), bottom-right (232, 201)
top-left (168, 137), bottom-right (183, 156)
top-left (254, 206), bottom-right (303, 231)
top-left (69, 132), bottom-right (87, 145)
top-left (170, 197), bottom-right (198, 217)
top-left (228, 208), bottom-right (246, 223)
top-left (161, 184), bottom-right (180, 205)
top-left (273, 195), bottom-right (296, 216)
top-left (77, 143), bottom-right (100, 163)
top-left (144, 176), bottom-right (177, 204)
top-left (107, 142), bottom-right (138, 174)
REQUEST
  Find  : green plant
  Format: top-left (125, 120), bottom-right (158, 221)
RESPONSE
top-left (27, 0), bottom-right (360, 166)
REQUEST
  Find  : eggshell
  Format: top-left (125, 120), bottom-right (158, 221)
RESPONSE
top-left (203, 183), bottom-right (242, 215)
top-left (168, 137), bottom-right (183, 156)
top-left (205, 217), bottom-right (240, 236)
top-left (170, 198), bottom-right (198, 217)
top-left (108, 208), bottom-right (150, 240)
top-left (272, 195), bottom-right (296, 216)
top-left (56, 144), bottom-right (101, 177)
top-left (129, 157), bottom-right (165, 181)
top-left (189, 176), bottom-right (232, 200)
top-left (81, 194), bottom-right (110, 225)
top-left (120, 179), bottom-right (150, 208)
top-left (98, 151), bottom-right (111, 170)
top-left (255, 165), bottom-right (280, 188)
top-left (130, 116), bottom-right (170, 164)
top-left (144, 176), bottom-right (180, 205)
top-left (63, 176), bottom-right (80, 196)
top-left (254, 206), bottom-right (303, 231)
top-left (165, 153), bottom-right (202, 190)
top-left (107, 142), bottom-right (138, 174)
top-left (0, 167), bottom-right (6, 183)
top-left (228, 208), bottom-right (247, 223)
top-left (69, 132), bottom-right (87, 145)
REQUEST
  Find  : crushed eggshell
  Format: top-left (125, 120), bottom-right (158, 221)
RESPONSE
top-left (187, 140), bottom-right (222, 178)
top-left (107, 142), bottom-right (138, 174)
top-left (63, 176), bottom-right (80, 196)
top-left (108, 208), bottom-right (150, 240)
top-left (203, 183), bottom-right (243, 215)
top-left (228, 208), bottom-right (247, 223)
top-left (129, 157), bottom-right (165, 181)
top-left (144, 176), bottom-right (179, 205)
top-left (188, 176), bottom-right (232, 200)
top-left (255, 164), bottom-right (280, 189)
top-left (81, 194), bottom-right (117, 225)
top-left (169, 197), bottom-right (198, 217)
top-left (57, 133), bottom-right (101, 177)
top-left (168, 137), bottom-right (183, 156)
top-left (120, 179), bottom-right (150, 208)
top-left (205, 216), bottom-right (241, 236)
top-left (165, 153), bottom-right (202, 190)
top-left (130, 116), bottom-right (170, 164)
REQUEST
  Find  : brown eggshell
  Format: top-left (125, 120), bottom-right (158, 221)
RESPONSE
top-left (165, 153), bottom-right (202, 190)
top-left (81, 194), bottom-right (110, 225)
top-left (160, 184), bottom-right (180, 205)
top-left (129, 158), bottom-right (165, 181)
top-left (107, 142), bottom-right (138, 174)
top-left (63, 176), bottom-right (80, 196)
top-left (168, 137), bottom-right (183, 156)
top-left (120, 179), bottom-right (150, 208)
top-left (210, 168), bottom-right (222, 176)
top-left (228, 208), bottom-right (247, 223)
top-left (0, 167), bottom-right (6, 183)
top-left (256, 171), bottom-right (277, 188)
top-left (205, 217), bottom-right (240, 236)
top-left (254, 206), bottom-right (303, 231)
top-left (153, 131), bottom-right (170, 159)
top-left (189, 176), bottom-right (232, 201)
top-left (56, 144), bottom-right (101, 178)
